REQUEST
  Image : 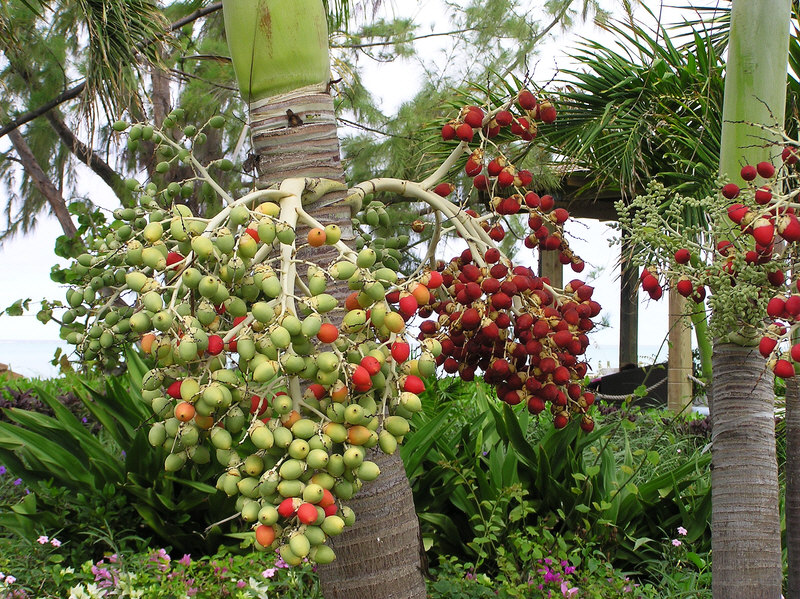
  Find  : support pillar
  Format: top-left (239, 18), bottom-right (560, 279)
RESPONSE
top-left (539, 248), bottom-right (563, 289)
top-left (619, 231), bottom-right (639, 367)
top-left (668, 287), bottom-right (693, 413)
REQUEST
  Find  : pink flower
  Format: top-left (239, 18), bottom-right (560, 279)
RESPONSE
top-left (262, 568), bottom-right (277, 578)
top-left (37, 535), bottom-right (49, 544)
top-left (4, 575), bottom-right (15, 585)
top-left (50, 538), bottom-right (62, 548)
top-left (236, 580), bottom-right (246, 588)
top-left (677, 526), bottom-right (687, 536)
top-left (560, 581), bottom-right (578, 597)
top-left (179, 554), bottom-right (192, 567)
top-left (672, 539), bottom-right (682, 547)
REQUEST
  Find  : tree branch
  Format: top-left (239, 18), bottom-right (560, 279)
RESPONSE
top-left (8, 128), bottom-right (77, 237)
top-left (45, 111), bottom-right (132, 205)
top-left (332, 28), bottom-right (480, 49)
top-left (0, 1), bottom-right (224, 140)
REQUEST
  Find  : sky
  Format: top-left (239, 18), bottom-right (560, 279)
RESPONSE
top-left (0, 0), bottom-right (723, 376)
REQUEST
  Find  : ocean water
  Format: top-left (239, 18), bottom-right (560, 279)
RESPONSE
top-left (0, 339), bottom-right (670, 382)
top-left (0, 340), bottom-right (69, 380)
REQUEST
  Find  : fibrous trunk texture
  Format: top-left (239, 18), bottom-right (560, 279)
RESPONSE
top-left (250, 89), bottom-right (426, 599)
top-left (711, 343), bottom-right (782, 599)
top-left (787, 377), bottom-right (800, 599)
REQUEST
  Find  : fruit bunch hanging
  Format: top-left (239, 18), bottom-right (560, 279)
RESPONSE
top-left (54, 89), bottom-right (600, 565)
top-left (616, 138), bottom-right (800, 380)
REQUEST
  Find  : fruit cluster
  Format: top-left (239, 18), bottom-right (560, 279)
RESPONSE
top-left (55, 90), bottom-right (601, 564)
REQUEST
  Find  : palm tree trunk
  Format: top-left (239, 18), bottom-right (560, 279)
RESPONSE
top-left (787, 377), bottom-right (800, 599)
top-left (711, 343), bottom-right (782, 598)
top-left (248, 79), bottom-right (426, 599)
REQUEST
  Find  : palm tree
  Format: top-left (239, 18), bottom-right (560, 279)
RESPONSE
top-left (221, 2), bottom-right (426, 596)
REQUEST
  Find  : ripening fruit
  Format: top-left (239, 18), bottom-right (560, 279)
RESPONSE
top-left (721, 183), bottom-right (740, 199)
top-left (255, 524), bottom-right (276, 547)
top-left (773, 359), bottom-right (795, 379)
top-left (740, 164), bottom-right (757, 181)
top-left (759, 336), bottom-right (778, 358)
top-left (756, 161), bottom-right (776, 178)
top-left (674, 249), bottom-right (691, 264)
top-left (308, 228), bottom-right (326, 247)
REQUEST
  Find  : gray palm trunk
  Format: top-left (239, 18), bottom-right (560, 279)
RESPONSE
top-left (249, 88), bottom-right (426, 599)
top-left (711, 343), bottom-right (782, 598)
top-left (787, 377), bottom-right (800, 599)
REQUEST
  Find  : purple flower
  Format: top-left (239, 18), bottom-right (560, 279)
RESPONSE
top-left (81, 417), bottom-right (88, 424)
top-left (677, 526), bottom-right (688, 536)
top-left (236, 580), bottom-right (246, 588)
top-left (0, 465), bottom-right (6, 475)
top-left (564, 565), bottom-right (576, 575)
top-left (560, 581), bottom-right (578, 597)
top-left (12, 478), bottom-right (22, 486)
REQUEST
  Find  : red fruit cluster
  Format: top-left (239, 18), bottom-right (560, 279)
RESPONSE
top-left (441, 89), bottom-right (556, 145)
top-left (414, 249), bottom-right (598, 431)
top-left (761, 296), bottom-right (800, 379)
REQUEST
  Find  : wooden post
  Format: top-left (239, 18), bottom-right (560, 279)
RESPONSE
top-left (668, 287), bottom-right (693, 413)
top-left (539, 247), bottom-right (563, 289)
top-left (619, 231), bottom-right (638, 367)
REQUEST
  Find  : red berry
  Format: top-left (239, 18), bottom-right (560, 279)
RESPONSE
top-left (674, 249), bottom-right (691, 265)
top-left (767, 297), bottom-right (786, 319)
top-left (756, 161), bottom-right (776, 178)
top-left (518, 90), bottom-right (538, 110)
top-left (207, 335), bottom-right (224, 356)
top-left (774, 359), bottom-right (795, 379)
top-left (727, 203), bottom-right (748, 224)
top-left (553, 413), bottom-right (569, 429)
top-left (434, 182), bottom-right (455, 197)
top-left (538, 101), bottom-right (557, 123)
top-left (759, 336), bottom-right (778, 358)
top-left (360, 355), bottom-right (381, 376)
top-left (752, 218), bottom-right (775, 246)
top-left (721, 183), bottom-right (740, 199)
top-left (278, 498), bottom-right (298, 518)
top-left (391, 341), bottom-right (410, 363)
top-left (791, 343), bottom-right (800, 363)
top-left (755, 186), bottom-right (773, 205)
top-left (740, 165), bottom-right (757, 181)
top-left (676, 278), bottom-right (693, 297)
top-left (456, 123), bottom-right (474, 142)
top-left (166, 252), bottom-right (184, 268)
top-left (441, 123), bottom-right (456, 141)
top-left (297, 502), bottom-right (319, 525)
top-left (166, 380), bottom-right (182, 399)
top-left (495, 110), bottom-right (513, 126)
top-left (783, 146), bottom-right (799, 165)
top-left (464, 107), bottom-right (484, 128)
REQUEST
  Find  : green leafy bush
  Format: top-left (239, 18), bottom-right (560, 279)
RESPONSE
top-left (0, 351), bottom-right (235, 558)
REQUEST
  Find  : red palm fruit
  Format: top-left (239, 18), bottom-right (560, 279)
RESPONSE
top-left (461, 263), bottom-right (481, 281)
top-left (495, 110), bottom-right (513, 126)
top-left (759, 336), bottom-right (778, 358)
top-left (487, 158), bottom-right (505, 176)
top-left (558, 251), bottom-right (571, 265)
top-left (398, 294), bottom-right (418, 317)
top-left (786, 295), bottom-right (800, 317)
top-left (553, 329), bottom-right (573, 348)
top-left (352, 365), bottom-right (372, 391)
top-left (489, 225), bottom-right (506, 241)
top-left (317, 323), bottom-right (339, 344)
top-left (676, 277), bottom-right (693, 297)
top-left (207, 334), bottom-right (224, 355)
top-left (434, 182), bottom-right (455, 197)
top-left (740, 164), bottom-right (757, 181)
top-left (553, 366), bottom-right (571, 385)
top-left (250, 395), bottom-right (268, 415)
top-left (297, 502), bottom-right (319, 525)
top-left (755, 186), bottom-right (773, 205)
top-left (539, 356), bottom-right (556, 374)
top-left (792, 343), bottom-right (800, 363)
top-left (319, 488), bottom-right (336, 508)
top-left (641, 274), bottom-right (659, 293)
top-left (721, 183), bottom-right (740, 199)
top-left (539, 195), bottom-right (555, 211)
top-left (572, 259), bottom-right (585, 273)
top-left (473, 174), bottom-right (490, 190)
top-left (580, 417), bottom-right (595, 433)
top-left (166, 251), bottom-right (184, 268)
top-left (443, 357), bottom-right (460, 373)
top-left (727, 203), bottom-right (748, 224)
top-left (385, 290), bottom-right (400, 304)
top-left (464, 107), bottom-right (484, 127)
top-left (768, 270), bottom-right (785, 286)
top-left (518, 169), bottom-right (533, 186)
top-left (717, 240), bottom-right (733, 256)
top-left (518, 90), bottom-right (538, 110)
top-left (576, 285), bottom-right (594, 301)
top-left (167, 380), bottom-right (182, 399)
top-left (527, 396), bottom-right (545, 414)
top-left (491, 293), bottom-right (512, 310)
top-left (461, 308), bottom-right (481, 330)
top-left (465, 157), bottom-right (482, 176)
top-left (441, 123), bottom-right (457, 140)
top-left (774, 359), bottom-right (795, 379)
top-left (425, 270), bottom-right (444, 289)
top-left (511, 117), bottom-right (528, 136)
top-left (484, 124), bottom-right (501, 138)
top-left (693, 286), bottom-right (706, 303)
top-left (500, 279), bottom-right (518, 295)
top-left (553, 413), bottom-right (569, 429)
top-left (528, 214), bottom-right (543, 230)
top-left (532, 320), bottom-right (550, 338)
top-left (481, 277), bottom-right (501, 294)
top-left (482, 322), bottom-right (500, 339)
top-left (674, 249), bottom-right (691, 264)
top-left (402, 375), bottom-right (426, 394)
top-left (783, 146), bottom-right (800, 165)
top-left (278, 498), bottom-right (298, 518)
top-left (649, 285), bottom-right (663, 300)
top-left (567, 383), bottom-right (582, 400)
top-left (543, 235), bottom-right (561, 251)
top-left (525, 192), bottom-right (541, 208)
top-left (778, 214), bottom-right (800, 242)
top-left (306, 384), bottom-right (326, 401)
top-left (484, 248), bottom-right (501, 263)
top-left (767, 297), bottom-right (786, 319)
top-left (391, 340), bottom-right (411, 362)
top-left (756, 161), bottom-right (776, 178)
top-left (456, 123), bottom-right (474, 141)
top-left (345, 292), bottom-right (361, 311)
top-left (503, 390), bottom-right (524, 405)
top-left (552, 208), bottom-right (569, 223)
top-left (360, 355), bottom-right (381, 376)
top-left (538, 101), bottom-right (557, 123)
top-left (255, 525), bottom-right (276, 547)
top-left (752, 218), bottom-right (775, 246)
top-left (498, 167), bottom-right (516, 187)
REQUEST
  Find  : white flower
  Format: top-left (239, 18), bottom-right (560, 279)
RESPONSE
top-left (60, 567), bottom-right (75, 576)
